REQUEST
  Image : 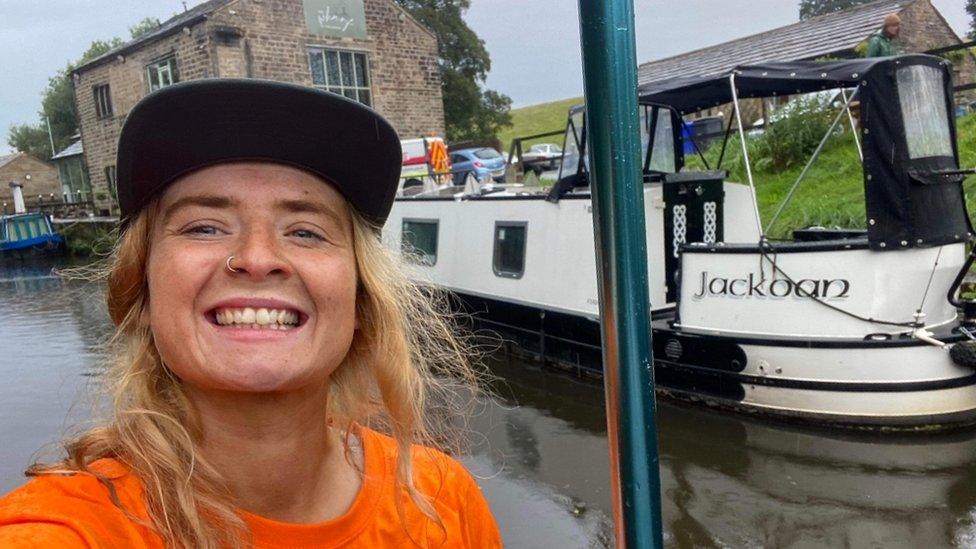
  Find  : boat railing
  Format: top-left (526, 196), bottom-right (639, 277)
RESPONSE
top-left (2, 196), bottom-right (97, 219)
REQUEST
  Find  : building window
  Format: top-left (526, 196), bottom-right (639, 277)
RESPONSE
top-left (308, 48), bottom-right (372, 106)
top-left (402, 219), bottom-right (439, 265)
top-left (213, 27), bottom-right (242, 47)
top-left (57, 157), bottom-right (91, 203)
top-left (146, 55), bottom-right (179, 92)
top-left (493, 222), bottom-right (527, 279)
top-left (93, 84), bottom-right (113, 118)
top-left (104, 165), bottom-right (118, 200)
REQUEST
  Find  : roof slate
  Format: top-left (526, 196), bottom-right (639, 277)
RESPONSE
top-left (74, 0), bottom-right (232, 74)
top-left (638, 0), bottom-right (914, 86)
top-left (51, 140), bottom-right (84, 161)
top-left (0, 153), bottom-right (19, 169)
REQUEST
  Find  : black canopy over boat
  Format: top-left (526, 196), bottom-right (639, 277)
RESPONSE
top-left (636, 54), bottom-right (971, 251)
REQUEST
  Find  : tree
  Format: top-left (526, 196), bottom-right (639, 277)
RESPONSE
top-left (129, 17), bottom-right (161, 39)
top-left (7, 124), bottom-right (53, 160)
top-left (967, 0), bottom-right (976, 39)
top-left (798, 0), bottom-right (873, 20)
top-left (393, 0), bottom-right (511, 143)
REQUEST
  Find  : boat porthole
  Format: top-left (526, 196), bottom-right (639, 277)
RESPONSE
top-left (865, 333), bottom-right (891, 341)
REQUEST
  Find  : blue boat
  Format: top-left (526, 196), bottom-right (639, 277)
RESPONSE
top-left (0, 213), bottom-right (64, 257)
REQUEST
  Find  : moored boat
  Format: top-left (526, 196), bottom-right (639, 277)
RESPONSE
top-left (386, 54), bottom-right (976, 430)
top-left (0, 213), bottom-right (64, 258)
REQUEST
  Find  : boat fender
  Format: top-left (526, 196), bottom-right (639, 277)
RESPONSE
top-left (949, 341), bottom-right (976, 370)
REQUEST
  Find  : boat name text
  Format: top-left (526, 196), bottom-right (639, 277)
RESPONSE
top-left (692, 272), bottom-right (850, 300)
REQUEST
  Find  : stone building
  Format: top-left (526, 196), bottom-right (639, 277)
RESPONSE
top-left (0, 153), bottom-right (60, 211)
top-left (72, 0), bottom-right (444, 215)
top-left (638, 0), bottom-right (976, 124)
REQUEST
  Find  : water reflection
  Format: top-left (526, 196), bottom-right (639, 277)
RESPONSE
top-left (3, 259), bottom-right (976, 547)
top-left (0, 259), bottom-right (110, 493)
top-left (475, 353), bottom-right (976, 548)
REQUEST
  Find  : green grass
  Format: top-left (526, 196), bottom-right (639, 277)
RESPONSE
top-left (497, 96), bottom-right (581, 154)
top-left (692, 130), bottom-right (867, 237)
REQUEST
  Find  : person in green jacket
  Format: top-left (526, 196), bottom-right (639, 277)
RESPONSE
top-left (866, 13), bottom-right (901, 57)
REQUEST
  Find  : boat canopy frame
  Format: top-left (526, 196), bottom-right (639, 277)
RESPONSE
top-left (638, 54), bottom-right (972, 251)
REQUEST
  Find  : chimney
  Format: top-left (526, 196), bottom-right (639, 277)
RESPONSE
top-left (9, 182), bottom-right (25, 214)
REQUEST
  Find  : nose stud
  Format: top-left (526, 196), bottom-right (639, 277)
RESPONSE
top-left (226, 255), bottom-right (242, 273)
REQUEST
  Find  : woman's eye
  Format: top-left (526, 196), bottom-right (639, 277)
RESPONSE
top-left (290, 229), bottom-right (325, 241)
top-left (183, 224), bottom-right (221, 236)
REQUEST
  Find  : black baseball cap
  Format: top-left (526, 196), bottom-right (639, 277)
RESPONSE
top-left (116, 78), bottom-right (402, 226)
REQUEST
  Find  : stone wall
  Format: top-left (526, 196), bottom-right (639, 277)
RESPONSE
top-left (73, 0), bottom-right (444, 214)
top-left (0, 154), bottom-right (60, 204)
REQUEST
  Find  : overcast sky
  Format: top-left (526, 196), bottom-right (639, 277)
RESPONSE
top-left (0, 0), bottom-right (970, 154)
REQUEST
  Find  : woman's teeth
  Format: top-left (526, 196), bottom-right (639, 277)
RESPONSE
top-left (214, 307), bottom-right (299, 329)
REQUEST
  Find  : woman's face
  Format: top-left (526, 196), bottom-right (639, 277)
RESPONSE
top-left (147, 162), bottom-right (358, 393)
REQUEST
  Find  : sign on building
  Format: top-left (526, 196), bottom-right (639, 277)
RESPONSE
top-left (303, 0), bottom-right (368, 39)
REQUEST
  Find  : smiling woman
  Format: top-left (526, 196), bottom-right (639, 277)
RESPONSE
top-left (148, 165), bottom-right (362, 395)
top-left (0, 80), bottom-right (499, 548)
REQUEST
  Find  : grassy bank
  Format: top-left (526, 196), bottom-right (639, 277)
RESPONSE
top-left (497, 96), bottom-right (581, 153)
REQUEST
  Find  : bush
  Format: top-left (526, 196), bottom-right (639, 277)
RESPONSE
top-left (716, 133), bottom-right (761, 182)
top-left (752, 95), bottom-right (837, 170)
top-left (61, 223), bottom-right (118, 257)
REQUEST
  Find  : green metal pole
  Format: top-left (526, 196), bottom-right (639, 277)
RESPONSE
top-left (576, 1), bottom-right (663, 548)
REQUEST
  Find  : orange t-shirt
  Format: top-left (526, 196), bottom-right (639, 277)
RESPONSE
top-left (0, 428), bottom-right (501, 548)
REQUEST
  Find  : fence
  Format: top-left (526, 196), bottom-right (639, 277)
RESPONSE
top-left (2, 193), bottom-right (97, 218)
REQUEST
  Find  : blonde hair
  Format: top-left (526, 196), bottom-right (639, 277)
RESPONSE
top-left (29, 201), bottom-right (484, 548)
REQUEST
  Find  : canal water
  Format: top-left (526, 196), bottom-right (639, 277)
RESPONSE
top-left (4, 258), bottom-right (976, 548)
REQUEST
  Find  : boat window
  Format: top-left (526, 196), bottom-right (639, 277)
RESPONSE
top-left (648, 108), bottom-right (675, 173)
top-left (35, 217), bottom-right (51, 236)
top-left (11, 219), bottom-right (25, 241)
top-left (897, 65), bottom-right (953, 159)
top-left (639, 105), bottom-right (651, 166)
top-left (557, 111), bottom-right (585, 180)
top-left (401, 219), bottom-right (439, 266)
top-left (493, 222), bottom-right (527, 279)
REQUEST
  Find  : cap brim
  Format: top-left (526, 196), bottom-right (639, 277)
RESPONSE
top-left (116, 79), bottom-right (402, 226)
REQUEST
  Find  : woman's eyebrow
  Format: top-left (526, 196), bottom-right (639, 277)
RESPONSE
top-left (275, 199), bottom-right (345, 226)
top-left (162, 195), bottom-right (237, 223)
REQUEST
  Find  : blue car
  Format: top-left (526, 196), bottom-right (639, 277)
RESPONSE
top-left (449, 148), bottom-right (506, 184)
